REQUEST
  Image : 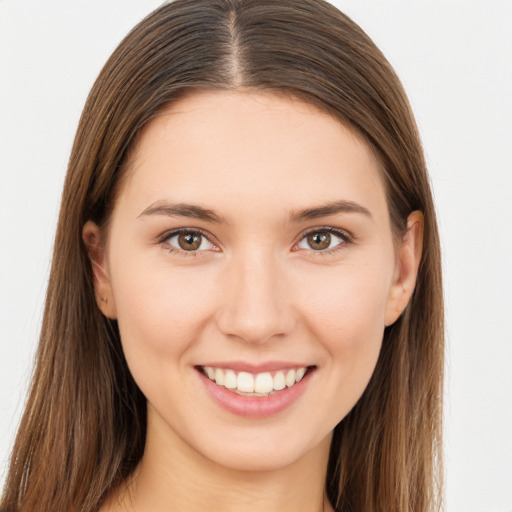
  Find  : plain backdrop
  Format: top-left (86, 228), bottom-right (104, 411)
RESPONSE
top-left (1, 1), bottom-right (511, 511)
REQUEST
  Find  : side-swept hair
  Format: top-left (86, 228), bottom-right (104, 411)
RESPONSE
top-left (1, 1), bottom-right (443, 511)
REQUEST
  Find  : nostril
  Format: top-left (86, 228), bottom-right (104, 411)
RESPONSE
top-left (215, 310), bottom-right (296, 345)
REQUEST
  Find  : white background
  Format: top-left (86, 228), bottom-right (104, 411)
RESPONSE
top-left (1, 1), bottom-right (511, 511)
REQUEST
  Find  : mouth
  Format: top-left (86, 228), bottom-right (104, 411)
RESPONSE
top-left (196, 365), bottom-right (315, 397)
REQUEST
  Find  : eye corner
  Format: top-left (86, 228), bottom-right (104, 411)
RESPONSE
top-left (158, 227), bottom-right (220, 256)
top-left (293, 226), bottom-right (354, 255)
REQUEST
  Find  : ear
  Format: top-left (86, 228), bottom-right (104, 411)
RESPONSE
top-left (82, 221), bottom-right (117, 319)
top-left (384, 211), bottom-right (424, 326)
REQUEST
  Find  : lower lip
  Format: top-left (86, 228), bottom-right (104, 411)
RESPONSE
top-left (197, 369), bottom-right (313, 418)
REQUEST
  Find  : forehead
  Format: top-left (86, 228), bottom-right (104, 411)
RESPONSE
top-left (119, 90), bottom-right (388, 223)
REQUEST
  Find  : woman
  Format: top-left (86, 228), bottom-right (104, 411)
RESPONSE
top-left (0, 1), bottom-right (444, 511)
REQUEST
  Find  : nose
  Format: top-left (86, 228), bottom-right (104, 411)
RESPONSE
top-left (215, 248), bottom-right (296, 345)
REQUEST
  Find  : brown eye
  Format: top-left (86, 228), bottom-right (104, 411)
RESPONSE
top-left (165, 230), bottom-right (214, 253)
top-left (178, 232), bottom-right (202, 251)
top-left (307, 232), bottom-right (331, 250)
top-left (296, 228), bottom-right (348, 253)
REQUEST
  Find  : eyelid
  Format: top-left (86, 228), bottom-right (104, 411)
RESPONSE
top-left (158, 227), bottom-right (220, 255)
top-left (293, 226), bottom-right (354, 252)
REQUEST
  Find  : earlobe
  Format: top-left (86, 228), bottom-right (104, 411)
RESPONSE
top-left (384, 211), bottom-right (424, 326)
top-left (82, 221), bottom-right (117, 319)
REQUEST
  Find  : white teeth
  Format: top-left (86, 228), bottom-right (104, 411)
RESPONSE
top-left (273, 371), bottom-right (286, 391)
top-left (214, 368), bottom-right (225, 386)
top-left (295, 367), bottom-right (306, 382)
top-left (202, 366), bottom-right (309, 395)
top-left (254, 372), bottom-right (274, 394)
top-left (285, 369), bottom-right (296, 387)
top-left (224, 370), bottom-right (237, 389)
top-left (237, 372), bottom-right (255, 393)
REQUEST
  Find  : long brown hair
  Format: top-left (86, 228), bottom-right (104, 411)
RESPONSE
top-left (1, 1), bottom-right (444, 511)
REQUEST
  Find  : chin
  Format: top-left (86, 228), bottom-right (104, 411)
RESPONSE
top-left (187, 422), bottom-right (334, 474)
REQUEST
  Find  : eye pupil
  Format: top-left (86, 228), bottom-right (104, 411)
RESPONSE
top-left (307, 232), bottom-right (331, 250)
top-left (178, 232), bottom-right (201, 251)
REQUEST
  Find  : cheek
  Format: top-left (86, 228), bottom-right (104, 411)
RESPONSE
top-left (300, 265), bottom-right (392, 422)
top-left (109, 256), bottom-right (218, 366)
top-left (299, 260), bottom-right (393, 376)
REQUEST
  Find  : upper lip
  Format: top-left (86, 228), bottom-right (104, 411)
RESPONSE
top-left (197, 361), bottom-right (313, 373)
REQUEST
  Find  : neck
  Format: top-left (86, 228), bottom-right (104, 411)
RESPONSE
top-left (104, 406), bottom-right (334, 512)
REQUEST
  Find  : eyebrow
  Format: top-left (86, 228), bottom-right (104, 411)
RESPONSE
top-left (138, 201), bottom-right (228, 224)
top-left (138, 199), bottom-right (371, 224)
top-left (289, 200), bottom-right (372, 223)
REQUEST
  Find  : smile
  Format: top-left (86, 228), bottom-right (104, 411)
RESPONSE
top-left (200, 366), bottom-right (309, 396)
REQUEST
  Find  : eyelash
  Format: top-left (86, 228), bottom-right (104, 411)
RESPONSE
top-left (158, 226), bottom-right (353, 257)
top-left (295, 226), bottom-right (353, 256)
top-left (159, 228), bottom-right (215, 257)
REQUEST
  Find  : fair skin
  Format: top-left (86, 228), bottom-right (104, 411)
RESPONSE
top-left (84, 91), bottom-right (422, 512)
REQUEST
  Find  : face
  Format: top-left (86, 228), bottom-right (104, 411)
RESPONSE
top-left (85, 91), bottom-right (421, 472)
